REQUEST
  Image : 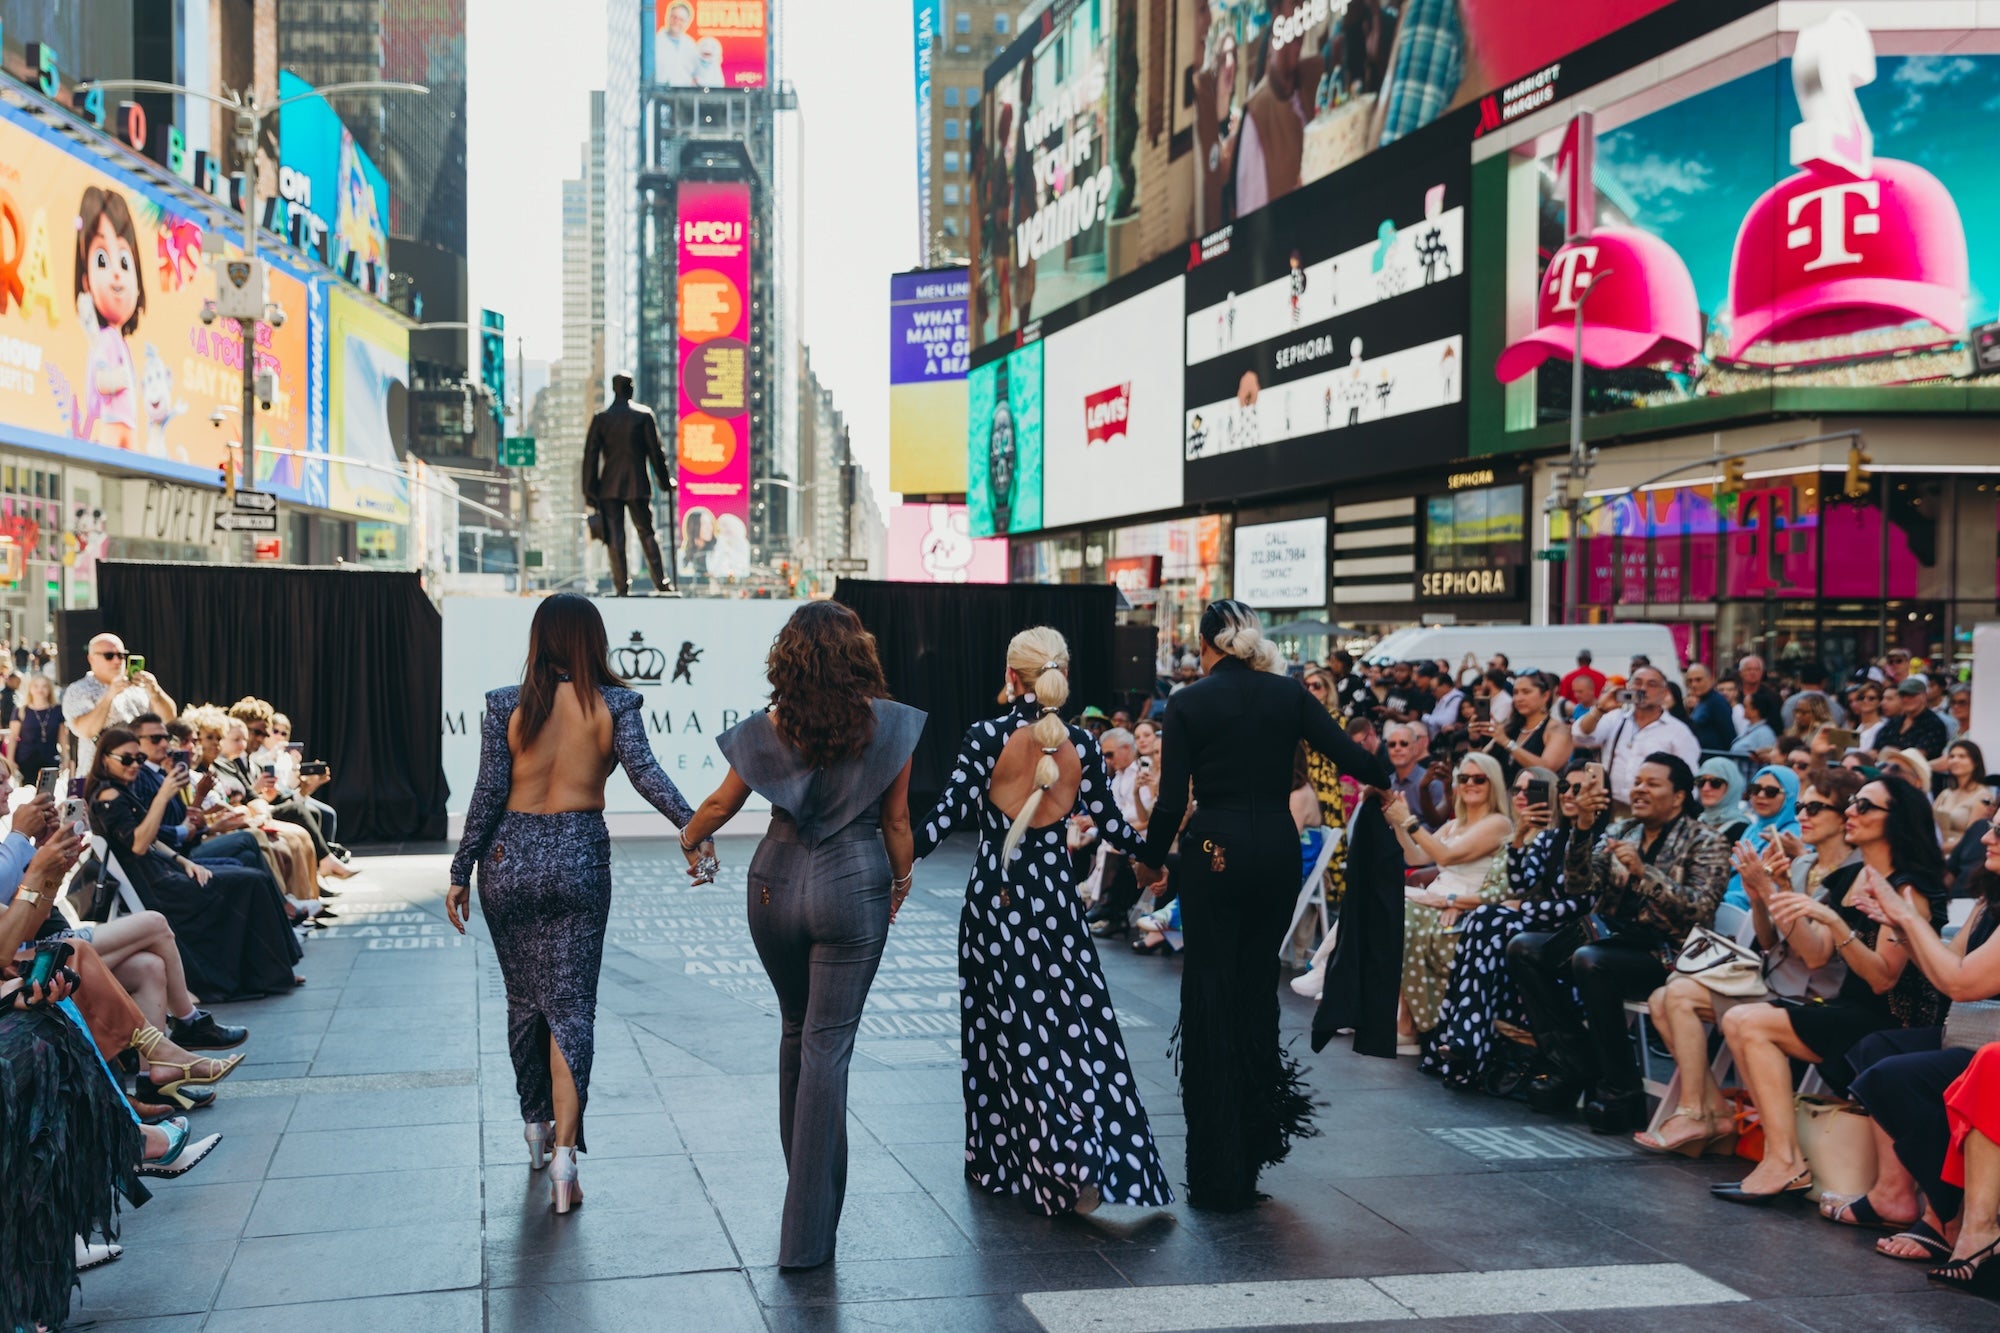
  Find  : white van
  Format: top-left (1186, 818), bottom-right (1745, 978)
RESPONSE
top-left (1362, 624), bottom-right (1682, 688)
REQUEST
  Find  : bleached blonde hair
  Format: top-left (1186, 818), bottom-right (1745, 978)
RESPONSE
top-left (1001, 626), bottom-right (1071, 864)
top-left (1200, 599), bottom-right (1284, 674)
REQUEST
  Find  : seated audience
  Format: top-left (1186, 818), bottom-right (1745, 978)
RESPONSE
top-left (1712, 776), bottom-right (1948, 1203)
top-left (1935, 740), bottom-right (1988, 857)
top-left (1721, 764), bottom-right (1801, 912)
top-left (1389, 752), bottom-right (1511, 1056)
top-left (89, 726), bottom-right (304, 1000)
top-left (1506, 752), bottom-right (1727, 1133)
top-left (1877, 677), bottom-right (1948, 759)
top-left (1927, 1041), bottom-right (2000, 1293)
top-left (1695, 758), bottom-right (1751, 845)
top-left (1732, 686), bottom-right (1785, 762)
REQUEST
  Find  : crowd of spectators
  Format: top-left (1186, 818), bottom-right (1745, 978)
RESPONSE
top-left (0, 631), bottom-right (354, 1330)
top-left (1083, 634), bottom-right (1998, 1295)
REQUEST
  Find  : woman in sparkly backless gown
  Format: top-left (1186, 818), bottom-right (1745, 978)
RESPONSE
top-left (447, 594), bottom-right (693, 1213)
top-left (914, 626), bottom-right (1173, 1218)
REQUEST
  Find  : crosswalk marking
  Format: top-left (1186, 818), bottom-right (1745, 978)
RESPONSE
top-left (1019, 1263), bottom-right (1746, 1332)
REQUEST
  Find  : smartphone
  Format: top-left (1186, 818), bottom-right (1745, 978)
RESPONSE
top-left (34, 767), bottom-right (59, 799)
top-left (1472, 696), bottom-right (1492, 723)
top-left (1823, 727), bottom-right (1858, 753)
top-left (126, 653), bottom-right (144, 680)
top-left (258, 763), bottom-right (277, 781)
top-left (1137, 756), bottom-right (1153, 773)
top-left (65, 778), bottom-right (83, 800)
top-left (1524, 778), bottom-right (1552, 811)
top-left (60, 795), bottom-right (87, 839)
top-left (300, 760), bottom-right (329, 777)
top-left (168, 747), bottom-right (193, 770)
top-left (285, 741), bottom-right (303, 757)
top-left (24, 941), bottom-right (72, 988)
top-left (1584, 761), bottom-right (1607, 794)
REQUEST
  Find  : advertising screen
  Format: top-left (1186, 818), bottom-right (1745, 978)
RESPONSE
top-left (676, 179), bottom-right (753, 580)
top-left (0, 103), bottom-right (318, 499)
top-left (1042, 273), bottom-right (1184, 527)
top-left (325, 289), bottom-right (410, 523)
top-left (1234, 515), bottom-right (1326, 608)
top-left (1491, 11), bottom-right (2000, 435)
top-left (889, 268), bottom-right (970, 495)
top-left (1183, 143), bottom-right (1467, 504)
top-left (971, 0), bottom-right (1678, 351)
top-left (913, 0), bottom-right (941, 251)
top-left (966, 339), bottom-right (1043, 538)
top-left (885, 502), bottom-right (1009, 583)
top-left (276, 71), bottom-right (391, 298)
top-left (649, 0), bottom-right (768, 89)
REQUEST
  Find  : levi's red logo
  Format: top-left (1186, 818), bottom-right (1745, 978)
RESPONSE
top-left (1084, 383), bottom-right (1131, 447)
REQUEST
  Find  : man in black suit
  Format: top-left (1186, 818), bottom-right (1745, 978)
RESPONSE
top-left (582, 373), bottom-right (675, 595)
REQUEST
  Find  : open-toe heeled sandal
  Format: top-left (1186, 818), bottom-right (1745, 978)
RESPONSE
top-left (1929, 1237), bottom-right (2000, 1293)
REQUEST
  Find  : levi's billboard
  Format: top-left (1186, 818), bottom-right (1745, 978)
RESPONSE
top-left (969, 0), bottom-right (1678, 353)
top-left (1486, 8), bottom-right (2000, 440)
top-left (1041, 274), bottom-right (1184, 528)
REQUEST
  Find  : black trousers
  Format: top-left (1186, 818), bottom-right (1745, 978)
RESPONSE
top-left (597, 498), bottom-right (666, 594)
top-left (1096, 852), bottom-right (1142, 918)
top-left (1505, 926), bottom-right (1665, 1097)
top-left (1849, 1028), bottom-right (1971, 1222)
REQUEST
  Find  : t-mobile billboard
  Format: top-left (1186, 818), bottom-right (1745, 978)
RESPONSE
top-left (676, 180), bottom-right (753, 581)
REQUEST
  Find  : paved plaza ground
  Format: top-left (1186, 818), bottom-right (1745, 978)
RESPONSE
top-left (69, 835), bottom-right (2000, 1331)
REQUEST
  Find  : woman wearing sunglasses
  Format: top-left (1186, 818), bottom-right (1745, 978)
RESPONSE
top-left (1694, 758), bottom-right (1750, 846)
top-left (1721, 765), bottom-right (1801, 912)
top-left (1712, 776), bottom-right (1948, 1204)
top-left (1849, 682), bottom-right (1888, 752)
top-left (1387, 751), bottom-right (1512, 1058)
top-left (1636, 767), bottom-right (1860, 1156)
top-left (88, 726), bottom-right (303, 1001)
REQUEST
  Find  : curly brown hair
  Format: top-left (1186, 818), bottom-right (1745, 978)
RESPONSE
top-left (766, 602), bottom-right (888, 768)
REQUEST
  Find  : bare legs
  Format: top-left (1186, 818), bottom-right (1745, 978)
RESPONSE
top-left (1951, 1131), bottom-right (2000, 1263)
top-left (1720, 1004), bottom-right (1819, 1191)
top-left (550, 1034), bottom-right (580, 1149)
top-left (1636, 978), bottom-right (1733, 1150)
top-left (87, 912), bottom-right (196, 1028)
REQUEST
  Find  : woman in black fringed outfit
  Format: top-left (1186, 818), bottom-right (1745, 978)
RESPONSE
top-left (1137, 601), bottom-right (1390, 1209)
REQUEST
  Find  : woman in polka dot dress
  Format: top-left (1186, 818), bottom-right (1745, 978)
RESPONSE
top-left (914, 626), bottom-right (1173, 1217)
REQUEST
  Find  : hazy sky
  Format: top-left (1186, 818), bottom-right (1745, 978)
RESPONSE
top-left (465, 0), bottom-right (919, 498)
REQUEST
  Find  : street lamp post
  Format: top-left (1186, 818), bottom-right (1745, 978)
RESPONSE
top-left (76, 78), bottom-right (427, 497)
top-left (1560, 267), bottom-right (1613, 627)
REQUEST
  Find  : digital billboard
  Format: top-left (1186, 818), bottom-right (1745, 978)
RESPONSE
top-left (676, 179), bottom-right (753, 580)
top-left (649, 0), bottom-right (768, 89)
top-left (1183, 142), bottom-right (1467, 504)
top-left (1041, 273), bottom-right (1184, 527)
top-left (966, 339), bottom-right (1043, 538)
top-left (276, 71), bottom-right (391, 298)
top-left (971, 0), bottom-right (1679, 351)
top-left (325, 289), bottom-right (410, 523)
top-left (0, 102), bottom-right (318, 500)
top-left (885, 502), bottom-right (1009, 583)
top-left (1488, 10), bottom-right (2000, 437)
top-left (913, 0), bottom-right (941, 252)
top-left (889, 268), bottom-right (970, 495)
top-left (1235, 515), bottom-right (1326, 608)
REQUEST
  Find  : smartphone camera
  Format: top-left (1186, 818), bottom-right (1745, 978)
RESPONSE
top-left (126, 653), bottom-right (145, 680)
top-left (168, 748), bottom-right (193, 770)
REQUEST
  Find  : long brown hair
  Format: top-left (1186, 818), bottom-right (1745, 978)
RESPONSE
top-left (86, 726), bottom-right (141, 800)
top-left (767, 601), bottom-right (887, 769)
top-left (516, 594), bottom-right (624, 746)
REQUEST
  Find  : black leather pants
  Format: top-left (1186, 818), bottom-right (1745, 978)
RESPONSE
top-left (1505, 926), bottom-right (1665, 1097)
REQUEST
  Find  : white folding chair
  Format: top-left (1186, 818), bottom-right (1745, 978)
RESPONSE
top-left (87, 834), bottom-right (145, 920)
top-left (1279, 825), bottom-right (1343, 963)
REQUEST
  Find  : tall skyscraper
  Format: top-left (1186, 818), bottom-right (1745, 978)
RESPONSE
top-left (914, 0), bottom-right (1016, 266)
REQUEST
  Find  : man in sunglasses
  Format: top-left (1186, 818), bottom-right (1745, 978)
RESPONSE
top-left (1571, 665), bottom-right (1700, 819)
top-left (61, 632), bottom-right (176, 772)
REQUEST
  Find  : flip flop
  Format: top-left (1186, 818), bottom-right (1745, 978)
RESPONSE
top-left (1877, 1219), bottom-right (1953, 1263)
top-left (1819, 1193), bottom-right (1903, 1231)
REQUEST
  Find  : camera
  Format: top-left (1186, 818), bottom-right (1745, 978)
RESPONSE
top-left (199, 301), bottom-right (217, 326)
top-left (254, 368), bottom-right (276, 411)
top-left (264, 303), bottom-right (286, 329)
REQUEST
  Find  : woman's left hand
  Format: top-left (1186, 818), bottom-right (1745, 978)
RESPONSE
top-left (890, 875), bottom-right (912, 922)
top-left (185, 860), bottom-right (213, 887)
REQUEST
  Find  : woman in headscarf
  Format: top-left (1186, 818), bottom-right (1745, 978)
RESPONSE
top-left (1722, 763), bottom-right (1802, 912)
top-left (1695, 758), bottom-right (1751, 846)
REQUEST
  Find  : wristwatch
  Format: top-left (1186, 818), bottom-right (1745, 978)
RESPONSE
top-left (1403, 818), bottom-right (1421, 835)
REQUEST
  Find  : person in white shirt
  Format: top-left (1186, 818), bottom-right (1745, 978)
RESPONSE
top-left (1572, 665), bottom-right (1701, 812)
top-left (1083, 728), bottom-right (1153, 936)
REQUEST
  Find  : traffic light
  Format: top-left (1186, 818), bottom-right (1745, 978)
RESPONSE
top-left (1719, 457), bottom-right (1747, 496)
top-left (1844, 443), bottom-right (1872, 499)
top-left (219, 457), bottom-right (236, 503)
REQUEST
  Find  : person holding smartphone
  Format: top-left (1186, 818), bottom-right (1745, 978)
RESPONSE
top-left (1570, 665), bottom-right (1700, 820)
top-left (61, 633), bottom-right (175, 772)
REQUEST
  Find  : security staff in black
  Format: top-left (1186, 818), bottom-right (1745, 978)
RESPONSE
top-left (1138, 599), bottom-right (1391, 1210)
top-left (581, 373), bottom-right (674, 595)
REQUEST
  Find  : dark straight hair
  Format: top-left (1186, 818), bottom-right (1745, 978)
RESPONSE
top-left (1878, 775), bottom-right (1945, 885)
top-left (516, 594), bottom-right (625, 747)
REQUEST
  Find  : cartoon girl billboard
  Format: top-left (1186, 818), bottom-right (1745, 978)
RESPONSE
top-left (72, 186), bottom-right (147, 451)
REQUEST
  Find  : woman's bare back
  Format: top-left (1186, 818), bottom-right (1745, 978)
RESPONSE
top-left (990, 727), bottom-right (1082, 829)
top-left (506, 683), bottom-right (617, 814)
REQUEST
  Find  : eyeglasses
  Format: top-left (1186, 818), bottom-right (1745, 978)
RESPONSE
top-left (104, 752), bottom-right (141, 767)
top-left (1697, 776), bottom-right (1731, 790)
top-left (93, 649), bottom-right (127, 660)
top-left (1789, 759), bottom-right (1812, 771)
top-left (1847, 797), bottom-right (1889, 817)
top-left (1747, 784), bottom-right (1787, 800)
top-left (1307, 681), bottom-right (1328, 693)
top-left (1798, 800), bottom-right (1847, 818)
top-left (1561, 781), bottom-right (1586, 795)
top-left (136, 733), bottom-right (167, 745)
top-left (248, 726), bottom-right (268, 737)
top-left (1454, 772), bottom-right (1489, 786)
top-left (1386, 740), bottom-right (1414, 749)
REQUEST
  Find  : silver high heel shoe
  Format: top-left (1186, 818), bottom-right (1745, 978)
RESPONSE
top-left (524, 1120), bottom-right (553, 1170)
top-left (550, 1145), bottom-right (582, 1214)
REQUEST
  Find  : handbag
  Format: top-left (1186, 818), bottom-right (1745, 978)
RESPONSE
top-left (1795, 1095), bottom-right (1877, 1203)
top-left (1674, 925), bottom-right (1769, 998)
top-left (1942, 998), bottom-right (2000, 1051)
top-left (586, 507), bottom-right (603, 542)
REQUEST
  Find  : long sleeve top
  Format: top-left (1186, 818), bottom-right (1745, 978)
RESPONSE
top-left (1564, 812), bottom-right (1729, 953)
top-left (1140, 657), bottom-right (1390, 867)
top-left (449, 685), bottom-right (693, 885)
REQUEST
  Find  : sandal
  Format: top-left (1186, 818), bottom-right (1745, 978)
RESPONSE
top-left (1877, 1219), bottom-right (1954, 1263)
top-left (1930, 1237), bottom-right (2000, 1294)
top-left (131, 1025), bottom-right (241, 1110)
top-left (1819, 1193), bottom-right (1906, 1231)
top-left (1634, 1106), bottom-right (1736, 1158)
top-left (136, 1116), bottom-right (223, 1178)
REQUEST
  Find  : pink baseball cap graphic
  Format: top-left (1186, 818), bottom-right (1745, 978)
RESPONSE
top-left (1726, 158), bottom-right (1967, 354)
top-left (1496, 226), bottom-right (1700, 384)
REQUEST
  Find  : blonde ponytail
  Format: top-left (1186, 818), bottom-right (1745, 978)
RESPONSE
top-left (1202, 599), bottom-right (1285, 674)
top-left (1001, 626), bottom-right (1071, 865)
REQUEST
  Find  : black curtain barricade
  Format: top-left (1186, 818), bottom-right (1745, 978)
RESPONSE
top-left (73, 561), bottom-right (446, 843)
top-left (832, 580), bottom-right (1117, 809)
top-left (1313, 798), bottom-right (1404, 1060)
